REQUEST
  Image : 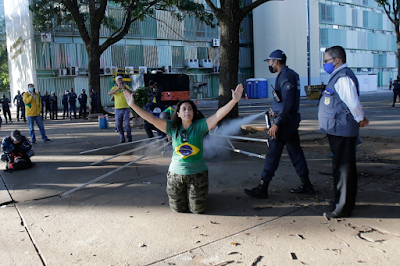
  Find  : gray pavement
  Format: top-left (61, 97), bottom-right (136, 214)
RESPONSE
top-left (1, 89), bottom-right (400, 265)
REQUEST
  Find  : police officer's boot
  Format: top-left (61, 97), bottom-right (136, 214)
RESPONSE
top-left (244, 180), bottom-right (269, 199)
top-left (290, 175), bottom-right (315, 195)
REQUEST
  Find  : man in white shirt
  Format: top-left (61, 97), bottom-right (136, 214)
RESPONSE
top-left (318, 46), bottom-right (369, 219)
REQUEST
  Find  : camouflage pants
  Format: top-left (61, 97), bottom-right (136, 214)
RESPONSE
top-left (166, 171), bottom-right (209, 214)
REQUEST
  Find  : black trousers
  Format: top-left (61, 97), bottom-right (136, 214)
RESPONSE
top-left (3, 109), bottom-right (11, 122)
top-left (143, 122), bottom-right (165, 138)
top-left (16, 106), bottom-right (25, 121)
top-left (50, 105), bottom-right (58, 119)
top-left (261, 122), bottom-right (309, 181)
top-left (79, 104), bottom-right (87, 118)
top-left (327, 134), bottom-right (358, 215)
top-left (393, 90), bottom-right (400, 104)
top-left (63, 104), bottom-right (68, 118)
top-left (44, 104), bottom-right (51, 119)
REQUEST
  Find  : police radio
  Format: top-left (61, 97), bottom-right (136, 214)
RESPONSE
top-left (271, 85), bottom-right (282, 103)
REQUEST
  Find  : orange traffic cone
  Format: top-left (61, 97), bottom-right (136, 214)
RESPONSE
top-left (245, 94), bottom-right (248, 100)
top-left (196, 97), bottom-right (199, 105)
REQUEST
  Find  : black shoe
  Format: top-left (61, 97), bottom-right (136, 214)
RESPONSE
top-left (290, 175), bottom-right (315, 195)
top-left (290, 184), bottom-right (315, 194)
top-left (120, 140), bottom-right (126, 143)
top-left (323, 211), bottom-right (351, 219)
top-left (244, 180), bottom-right (269, 199)
top-left (128, 139), bottom-right (132, 142)
top-left (44, 139), bottom-right (52, 142)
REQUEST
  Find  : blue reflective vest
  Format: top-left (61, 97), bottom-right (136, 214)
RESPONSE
top-left (318, 67), bottom-right (360, 137)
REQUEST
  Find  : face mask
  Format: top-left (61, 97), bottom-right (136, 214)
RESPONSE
top-left (269, 65), bottom-right (275, 73)
top-left (323, 62), bottom-right (335, 74)
top-left (269, 61), bottom-right (277, 73)
top-left (28, 87), bottom-right (34, 92)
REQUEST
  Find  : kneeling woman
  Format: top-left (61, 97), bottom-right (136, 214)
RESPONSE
top-left (124, 84), bottom-right (243, 213)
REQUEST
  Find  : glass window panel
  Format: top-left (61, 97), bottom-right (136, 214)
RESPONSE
top-left (197, 47), bottom-right (208, 60)
top-left (143, 46), bottom-right (158, 68)
top-left (126, 45), bottom-right (144, 67)
top-left (172, 46), bottom-right (185, 67)
top-left (111, 45), bottom-right (126, 67)
top-left (158, 46), bottom-right (172, 67)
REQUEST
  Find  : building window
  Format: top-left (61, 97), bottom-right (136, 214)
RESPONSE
top-left (320, 4), bottom-right (334, 23)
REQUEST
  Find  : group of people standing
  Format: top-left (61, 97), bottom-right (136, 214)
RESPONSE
top-left (61, 88), bottom-right (99, 119)
top-left (0, 88), bottom-right (100, 126)
top-left (123, 45), bottom-right (369, 219)
top-left (243, 46), bottom-right (369, 219)
top-left (1, 46), bottom-right (370, 219)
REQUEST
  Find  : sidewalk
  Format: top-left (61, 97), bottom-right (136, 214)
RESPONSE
top-left (1, 91), bottom-right (399, 265)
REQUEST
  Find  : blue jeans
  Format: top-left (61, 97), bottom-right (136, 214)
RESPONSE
top-left (27, 116), bottom-right (48, 142)
top-left (115, 108), bottom-right (132, 142)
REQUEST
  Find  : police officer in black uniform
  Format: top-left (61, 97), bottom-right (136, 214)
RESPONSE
top-left (244, 49), bottom-right (313, 199)
top-left (68, 88), bottom-right (78, 119)
top-left (392, 76), bottom-right (400, 107)
top-left (42, 91), bottom-right (51, 119)
top-left (90, 89), bottom-right (99, 114)
top-left (78, 89), bottom-right (88, 119)
top-left (13, 91), bottom-right (26, 122)
top-left (50, 91), bottom-right (58, 120)
top-left (62, 91), bottom-right (69, 119)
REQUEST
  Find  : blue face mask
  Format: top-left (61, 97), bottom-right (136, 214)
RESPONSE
top-left (323, 63), bottom-right (335, 74)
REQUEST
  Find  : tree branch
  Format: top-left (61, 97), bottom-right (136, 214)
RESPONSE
top-left (99, 0), bottom-right (160, 54)
top-left (240, 0), bottom-right (279, 21)
top-left (204, 0), bottom-right (220, 18)
top-left (93, 0), bottom-right (108, 33)
top-left (62, 0), bottom-right (91, 44)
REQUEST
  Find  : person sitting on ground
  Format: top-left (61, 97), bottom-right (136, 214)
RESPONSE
top-left (1, 130), bottom-right (34, 171)
top-left (123, 84), bottom-right (243, 214)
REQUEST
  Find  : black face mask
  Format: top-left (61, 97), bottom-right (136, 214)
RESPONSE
top-left (269, 65), bottom-right (276, 73)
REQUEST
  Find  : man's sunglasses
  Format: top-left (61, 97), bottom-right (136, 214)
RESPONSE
top-left (181, 130), bottom-right (188, 142)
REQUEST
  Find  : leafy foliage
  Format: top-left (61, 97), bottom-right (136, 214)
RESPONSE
top-left (0, 18), bottom-right (9, 92)
top-left (375, 0), bottom-right (400, 26)
top-left (133, 87), bottom-right (150, 108)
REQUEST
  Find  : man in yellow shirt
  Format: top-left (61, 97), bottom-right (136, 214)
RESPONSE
top-left (108, 76), bottom-right (133, 143)
top-left (23, 84), bottom-right (51, 143)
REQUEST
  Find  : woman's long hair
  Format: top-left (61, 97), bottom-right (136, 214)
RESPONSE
top-left (171, 100), bottom-right (204, 138)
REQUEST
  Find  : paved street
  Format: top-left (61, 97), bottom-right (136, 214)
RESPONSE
top-left (1, 89), bottom-right (399, 265)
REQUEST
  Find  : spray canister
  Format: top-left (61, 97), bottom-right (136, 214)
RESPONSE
top-left (264, 111), bottom-right (271, 129)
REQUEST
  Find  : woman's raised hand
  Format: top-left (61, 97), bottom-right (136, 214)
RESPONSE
top-left (232, 83), bottom-right (244, 102)
top-left (123, 90), bottom-right (135, 106)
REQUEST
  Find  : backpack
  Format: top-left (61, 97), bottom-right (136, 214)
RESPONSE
top-left (8, 152), bottom-right (32, 171)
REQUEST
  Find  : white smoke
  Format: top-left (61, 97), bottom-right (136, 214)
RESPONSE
top-left (203, 112), bottom-right (265, 160)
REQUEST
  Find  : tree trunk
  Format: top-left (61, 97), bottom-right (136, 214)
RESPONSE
top-left (217, 19), bottom-right (241, 120)
top-left (87, 45), bottom-right (105, 114)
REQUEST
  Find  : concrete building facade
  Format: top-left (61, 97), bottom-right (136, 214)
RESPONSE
top-left (5, 0), bottom-right (397, 103)
top-left (5, 0), bottom-right (254, 107)
top-left (253, 0), bottom-right (397, 97)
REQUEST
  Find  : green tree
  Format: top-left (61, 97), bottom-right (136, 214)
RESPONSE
top-left (29, 0), bottom-right (213, 113)
top-left (375, 0), bottom-right (400, 76)
top-left (204, 0), bottom-right (275, 119)
top-left (0, 18), bottom-right (10, 92)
